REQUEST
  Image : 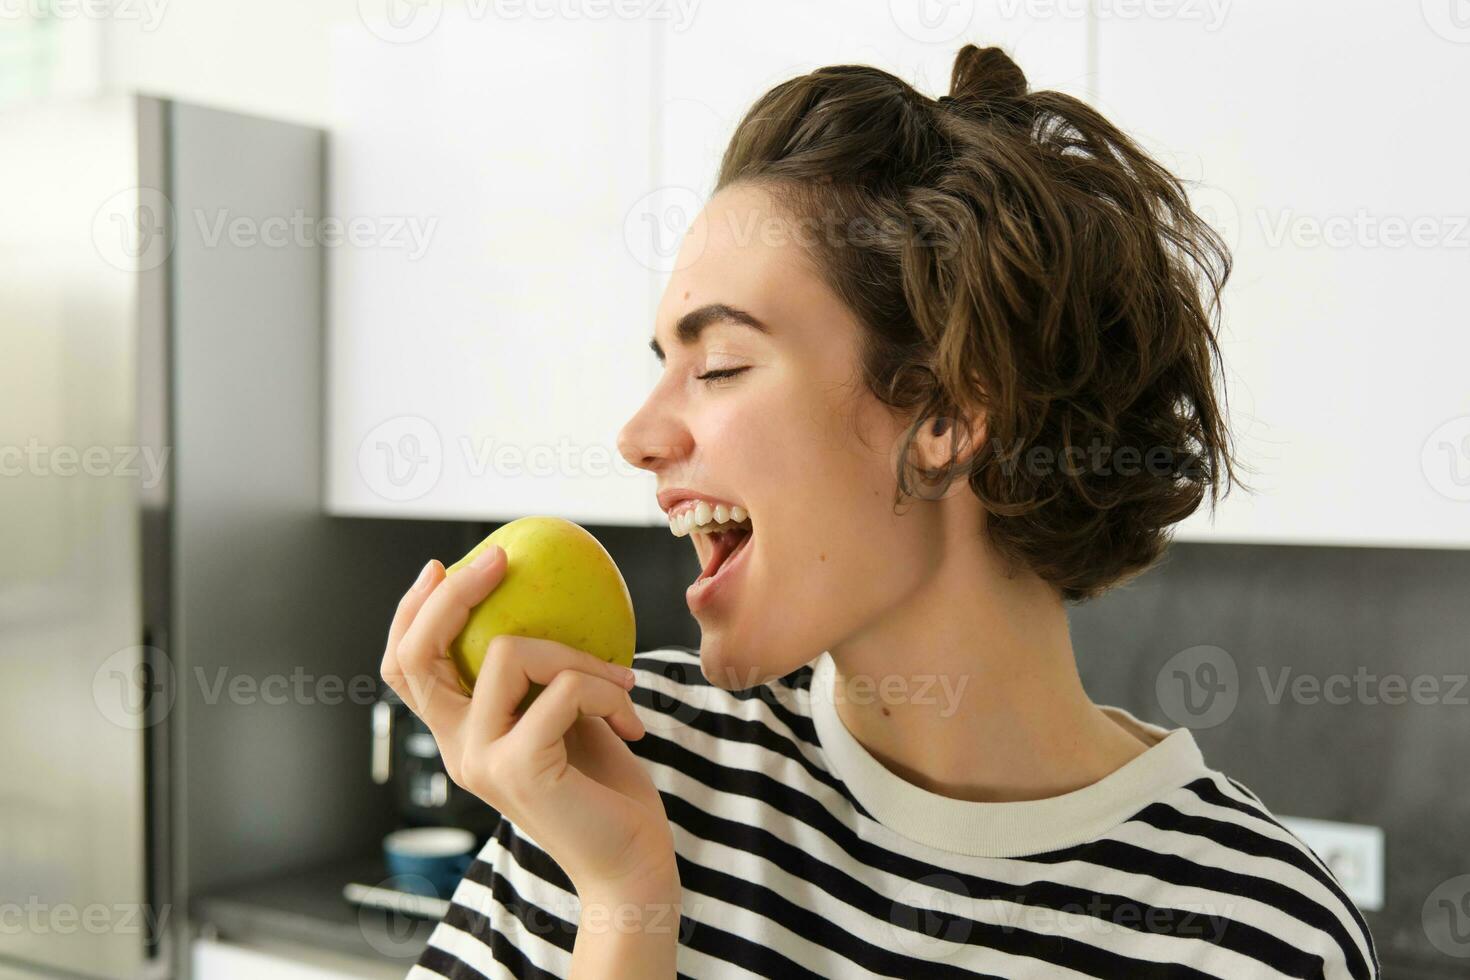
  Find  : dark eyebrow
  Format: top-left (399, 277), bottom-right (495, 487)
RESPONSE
top-left (648, 303), bottom-right (770, 364)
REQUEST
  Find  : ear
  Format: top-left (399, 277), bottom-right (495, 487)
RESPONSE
top-left (912, 407), bottom-right (987, 496)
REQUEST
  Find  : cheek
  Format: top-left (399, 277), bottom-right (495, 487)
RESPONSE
top-left (714, 388), bottom-right (818, 486)
top-left (722, 378), bottom-right (906, 562)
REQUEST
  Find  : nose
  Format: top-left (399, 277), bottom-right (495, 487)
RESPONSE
top-left (617, 394), bottom-right (691, 473)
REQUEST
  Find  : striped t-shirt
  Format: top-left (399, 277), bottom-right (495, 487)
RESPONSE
top-left (409, 646), bottom-right (1380, 979)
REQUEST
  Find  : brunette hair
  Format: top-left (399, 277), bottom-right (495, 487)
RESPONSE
top-left (716, 43), bottom-right (1249, 603)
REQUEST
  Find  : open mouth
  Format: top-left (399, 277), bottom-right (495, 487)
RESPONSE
top-left (697, 525), bottom-right (753, 583)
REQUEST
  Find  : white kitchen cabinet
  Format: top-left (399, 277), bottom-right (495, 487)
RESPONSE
top-left (324, 4), bottom-right (1089, 526)
top-left (1094, 1), bottom-right (1470, 547)
top-left (325, 11), bottom-right (661, 523)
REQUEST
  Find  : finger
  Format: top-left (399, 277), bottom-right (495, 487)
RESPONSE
top-left (469, 636), bottom-right (636, 741)
top-left (393, 633), bottom-right (468, 732)
top-left (503, 670), bottom-right (644, 768)
top-left (398, 546), bottom-right (507, 668)
top-left (381, 560), bottom-right (444, 688)
top-left (566, 716), bottom-right (660, 810)
top-left (394, 549), bottom-right (506, 730)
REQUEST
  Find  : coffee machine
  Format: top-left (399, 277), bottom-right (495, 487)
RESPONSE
top-left (370, 686), bottom-right (501, 838)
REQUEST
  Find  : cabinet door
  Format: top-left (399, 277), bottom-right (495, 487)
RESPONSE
top-left (326, 11), bottom-right (659, 523)
top-left (1096, 2), bottom-right (1470, 546)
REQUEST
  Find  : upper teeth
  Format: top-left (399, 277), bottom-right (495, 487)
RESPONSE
top-left (668, 499), bottom-right (750, 537)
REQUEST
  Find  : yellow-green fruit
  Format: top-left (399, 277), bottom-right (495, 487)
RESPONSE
top-left (445, 516), bottom-right (636, 714)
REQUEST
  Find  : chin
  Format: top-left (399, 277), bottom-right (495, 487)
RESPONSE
top-left (696, 634), bottom-right (815, 692)
top-left (696, 639), bottom-right (767, 692)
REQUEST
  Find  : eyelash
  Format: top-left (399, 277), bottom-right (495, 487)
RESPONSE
top-left (696, 367), bottom-right (749, 385)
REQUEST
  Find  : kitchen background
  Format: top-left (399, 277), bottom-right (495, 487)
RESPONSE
top-left (1, 0), bottom-right (1467, 978)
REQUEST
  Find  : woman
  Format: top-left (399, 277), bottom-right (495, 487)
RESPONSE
top-left (384, 44), bottom-right (1380, 979)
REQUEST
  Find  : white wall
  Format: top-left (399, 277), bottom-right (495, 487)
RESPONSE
top-left (101, 0), bottom-right (359, 126)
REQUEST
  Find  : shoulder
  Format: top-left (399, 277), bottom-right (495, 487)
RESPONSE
top-left (1128, 766), bottom-right (1381, 979)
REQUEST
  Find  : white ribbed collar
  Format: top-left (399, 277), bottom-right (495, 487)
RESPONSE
top-left (808, 650), bottom-right (1209, 858)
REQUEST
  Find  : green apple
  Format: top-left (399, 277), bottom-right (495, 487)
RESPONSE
top-left (445, 516), bottom-right (636, 714)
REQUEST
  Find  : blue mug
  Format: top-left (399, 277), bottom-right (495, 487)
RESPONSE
top-left (383, 827), bottom-right (477, 898)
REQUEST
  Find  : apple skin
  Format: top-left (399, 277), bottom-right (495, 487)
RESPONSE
top-left (445, 516), bottom-right (636, 714)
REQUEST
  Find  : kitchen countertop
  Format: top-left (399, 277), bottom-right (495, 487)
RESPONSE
top-left (193, 855), bottom-right (443, 968)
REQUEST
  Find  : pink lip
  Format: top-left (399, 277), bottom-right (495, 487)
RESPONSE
top-left (685, 527), bottom-right (753, 614)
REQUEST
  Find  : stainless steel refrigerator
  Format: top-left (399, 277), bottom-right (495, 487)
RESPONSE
top-left (0, 93), bottom-right (452, 980)
top-left (1, 93), bottom-right (180, 980)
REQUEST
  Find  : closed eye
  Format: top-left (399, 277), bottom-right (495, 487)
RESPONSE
top-left (696, 367), bottom-right (749, 385)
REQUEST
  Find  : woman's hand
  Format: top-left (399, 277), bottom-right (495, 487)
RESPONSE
top-left (379, 548), bottom-right (678, 900)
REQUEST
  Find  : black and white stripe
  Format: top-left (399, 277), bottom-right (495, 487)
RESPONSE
top-left (409, 648), bottom-right (1380, 979)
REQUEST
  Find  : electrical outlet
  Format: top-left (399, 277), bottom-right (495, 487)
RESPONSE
top-left (1278, 815), bottom-right (1384, 911)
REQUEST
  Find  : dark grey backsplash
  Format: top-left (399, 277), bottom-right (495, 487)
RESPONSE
top-left (596, 527), bottom-right (1470, 979)
top-left (1070, 541), bottom-right (1470, 979)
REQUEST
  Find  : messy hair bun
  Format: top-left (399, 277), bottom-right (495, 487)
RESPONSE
top-left (716, 43), bottom-right (1248, 603)
top-left (946, 42), bottom-right (1028, 105)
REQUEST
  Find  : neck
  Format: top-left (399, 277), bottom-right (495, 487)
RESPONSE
top-left (827, 517), bottom-right (1147, 804)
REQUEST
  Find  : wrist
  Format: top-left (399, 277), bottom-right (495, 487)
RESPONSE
top-left (575, 889), bottom-right (682, 939)
top-left (576, 866), bottom-right (681, 910)
top-left (574, 848), bottom-right (680, 902)
top-left (569, 892), bottom-right (680, 980)
top-left (568, 853), bottom-right (681, 978)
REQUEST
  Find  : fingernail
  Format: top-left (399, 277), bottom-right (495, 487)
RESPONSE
top-left (616, 665), bottom-right (636, 687)
top-left (413, 560), bottom-right (436, 590)
top-left (470, 545), bottom-right (502, 571)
